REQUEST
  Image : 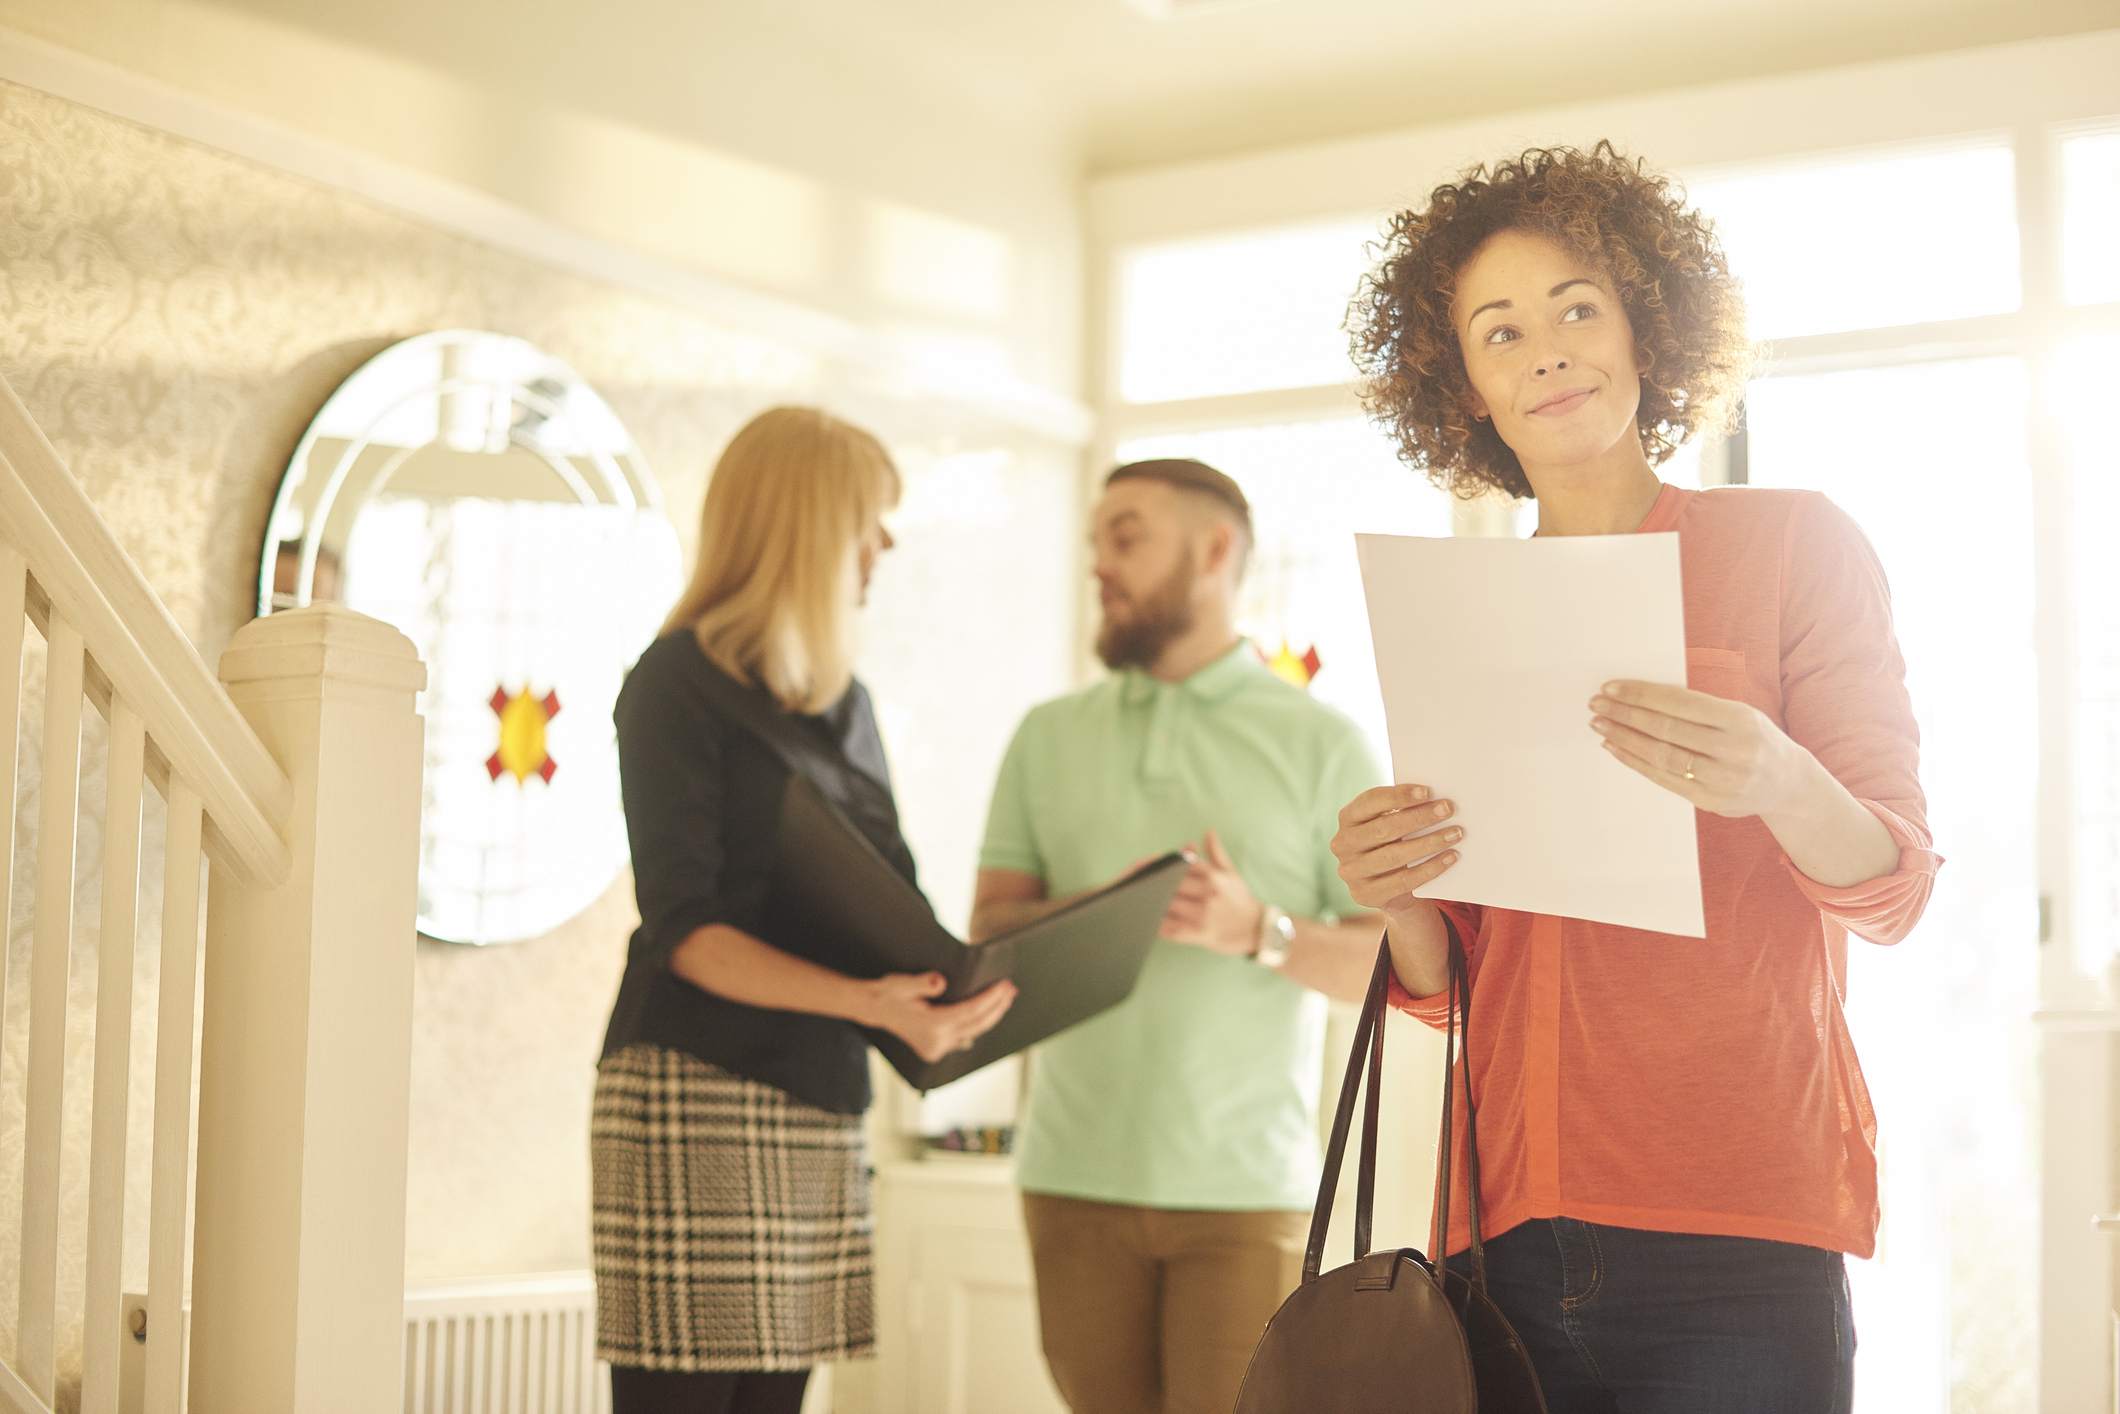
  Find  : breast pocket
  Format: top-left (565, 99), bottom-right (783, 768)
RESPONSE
top-left (1685, 646), bottom-right (1754, 710)
top-left (1683, 647), bottom-right (1771, 895)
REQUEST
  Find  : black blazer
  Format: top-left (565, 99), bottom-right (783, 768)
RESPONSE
top-left (598, 630), bottom-right (920, 1114)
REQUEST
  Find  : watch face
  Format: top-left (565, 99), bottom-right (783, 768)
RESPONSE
top-left (1257, 908), bottom-right (1294, 966)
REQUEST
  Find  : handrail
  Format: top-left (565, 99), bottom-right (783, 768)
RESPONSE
top-left (0, 374), bottom-right (290, 886)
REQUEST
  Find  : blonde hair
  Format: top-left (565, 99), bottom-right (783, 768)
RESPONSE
top-left (662, 407), bottom-right (901, 713)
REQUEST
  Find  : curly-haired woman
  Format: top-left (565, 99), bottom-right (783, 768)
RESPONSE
top-left (1329, 144), bottom-right (1939, 1413)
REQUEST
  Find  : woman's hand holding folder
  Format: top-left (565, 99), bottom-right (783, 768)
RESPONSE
top-left (859, 973), bottom-right (1018, 1064)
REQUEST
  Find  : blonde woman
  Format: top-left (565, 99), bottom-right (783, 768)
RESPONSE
top-left (592, 407), bottom-right (1016, 1414)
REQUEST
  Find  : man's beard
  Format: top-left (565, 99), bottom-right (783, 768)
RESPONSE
top-left (1096, 550), bottom-right (1197, 671)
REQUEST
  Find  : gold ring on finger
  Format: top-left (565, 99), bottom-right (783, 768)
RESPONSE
top-left (1681, 753), bottom-right (1697, 781)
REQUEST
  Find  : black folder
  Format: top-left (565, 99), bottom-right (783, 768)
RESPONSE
top-left (772, 773), bottom-right (1189, 1091)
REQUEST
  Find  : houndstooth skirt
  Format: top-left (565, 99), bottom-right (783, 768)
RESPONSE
top-left (591, 1044), bottom-right (875, 1371)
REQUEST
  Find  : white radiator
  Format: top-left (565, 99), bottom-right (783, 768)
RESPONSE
top-left (403, 1275), bottom-right (609, 1414)
top-left (118, 1275), bottom-right (610, 1414)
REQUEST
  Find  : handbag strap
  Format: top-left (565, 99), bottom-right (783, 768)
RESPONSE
top-left (1354, 932), bottom-right (1386, 1262)
top-left (1429, 917), bottom-right (1491, 1290)
top-left (1431, 930), bottom-right (1457, 1276)
top-left (1300, 938), bottom-right (1391, 1283)
top-left (1300, 915), bottom-right (1492, 1289)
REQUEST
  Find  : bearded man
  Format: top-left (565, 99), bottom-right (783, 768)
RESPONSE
top-left (970, 457), bottom-right (1386, 1414)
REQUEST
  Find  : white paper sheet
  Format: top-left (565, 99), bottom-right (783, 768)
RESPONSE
top-left (1355, 531), bottom-right (1705, 937)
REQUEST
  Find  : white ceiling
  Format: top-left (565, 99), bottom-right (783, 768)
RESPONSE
top-left (205, 0), bottom-right (2117, 174)
top-left (772, 0), bottom-right (2118, 170)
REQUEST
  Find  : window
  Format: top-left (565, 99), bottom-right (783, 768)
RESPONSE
top-left (1115, 218), bottom-right (1379, 403)
top-left (2059, 337), bottom-right (2120, 975)
top-left (1685, 143), bottom-right (2021, 341)
top-left (1746, 360), bottom-right (2040, 1409)
top-left (2061, 128), bottom-right (2120, 307)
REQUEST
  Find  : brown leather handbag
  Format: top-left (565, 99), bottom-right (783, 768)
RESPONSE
top-left (1232, 924), bottom-right (1547, 1413)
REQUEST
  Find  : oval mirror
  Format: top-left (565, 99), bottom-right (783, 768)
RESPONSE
top-left (259, 330), bottom-right (683, 945)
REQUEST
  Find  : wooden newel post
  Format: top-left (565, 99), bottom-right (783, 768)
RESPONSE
top-left (189, 607), bottom-right (425, 1414)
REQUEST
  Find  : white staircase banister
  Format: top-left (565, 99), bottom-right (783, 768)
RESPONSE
top-left (0, 374), bottom-right (290, 886)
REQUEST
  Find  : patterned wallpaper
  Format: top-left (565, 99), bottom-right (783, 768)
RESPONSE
top-left (0, 78), bottom-right (1083, 1407)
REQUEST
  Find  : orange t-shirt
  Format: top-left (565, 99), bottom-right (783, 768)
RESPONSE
top-left (1392, 482), bottom-right (1941, 1260)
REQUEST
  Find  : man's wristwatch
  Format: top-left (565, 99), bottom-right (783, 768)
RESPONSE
top-left (1252, 904), bottom-right (1295, 970)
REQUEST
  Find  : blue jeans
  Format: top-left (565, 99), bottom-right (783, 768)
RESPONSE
top-left (1445, 1218), bottom-right (1855, 1414)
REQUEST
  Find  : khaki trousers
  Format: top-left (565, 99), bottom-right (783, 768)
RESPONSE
top-left (1021, 1192), bottom-right (1307, 1414)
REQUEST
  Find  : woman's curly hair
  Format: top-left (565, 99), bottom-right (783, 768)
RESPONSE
top-left (1349, 141), bottom-right (1752, 501)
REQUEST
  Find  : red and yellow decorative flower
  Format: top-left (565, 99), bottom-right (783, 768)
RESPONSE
top-left (487, 685), bottom-right (561, 784)
top-left (1262, 640), bottom-right (1323, 690)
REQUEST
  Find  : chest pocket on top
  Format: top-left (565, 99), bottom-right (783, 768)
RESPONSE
top-left (1683, 647), bottom-right (1772, 895)
top-left (1685, 646), bottom-right (1755, 713)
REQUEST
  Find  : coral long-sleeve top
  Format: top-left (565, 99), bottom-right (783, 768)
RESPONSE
top-left (1393, 483), bottom-right (1940, 1260)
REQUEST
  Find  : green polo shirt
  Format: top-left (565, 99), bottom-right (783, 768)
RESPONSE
top-left (979, 640), bottom-right (1383, 1211)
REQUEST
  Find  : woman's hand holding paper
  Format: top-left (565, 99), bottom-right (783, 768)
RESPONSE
top-left (1589, 680), bottom-right (1809, 820)
top-left (1328, 784), bottom-right (1463, 916)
